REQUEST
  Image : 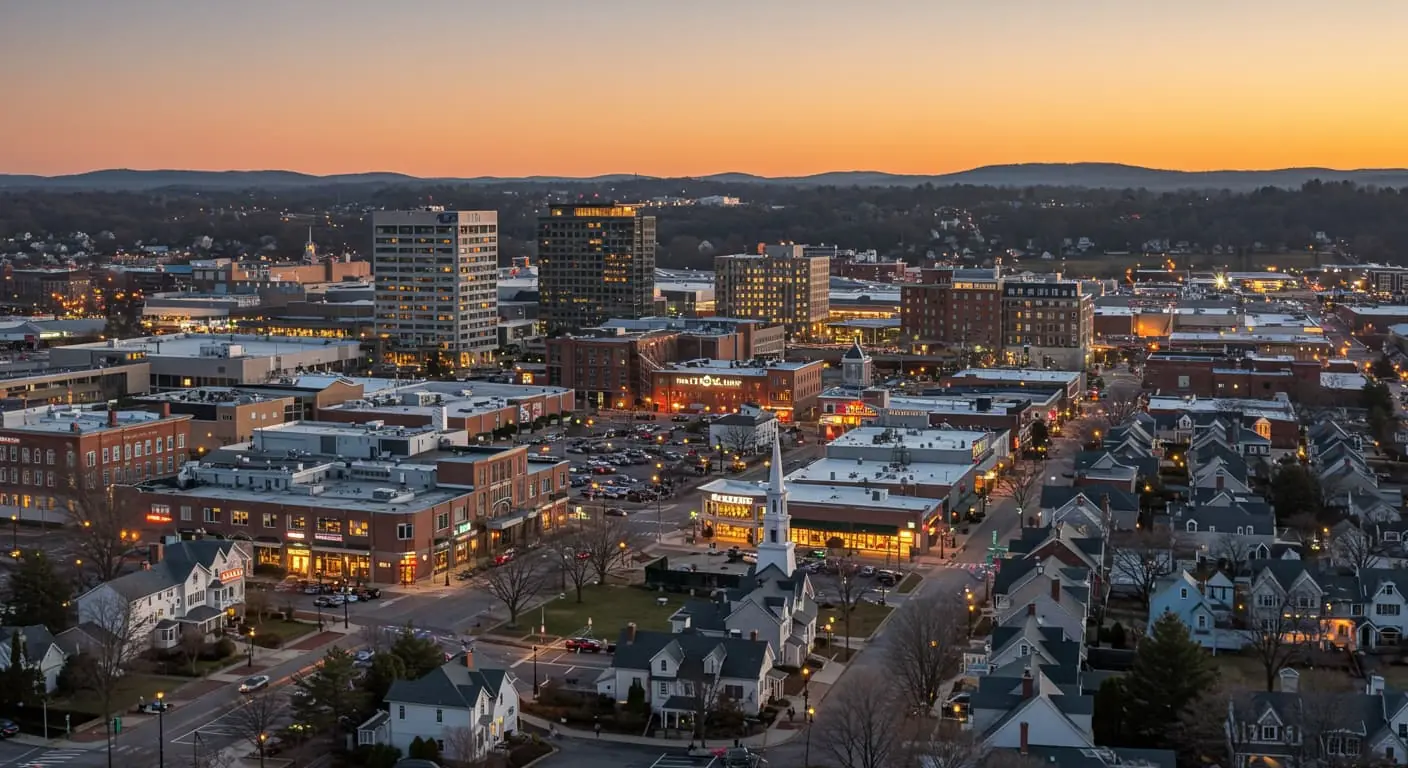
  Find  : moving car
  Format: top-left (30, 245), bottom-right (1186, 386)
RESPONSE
top-left (493, 549), bottom-right (516, 566)
top-left (565, 637), bottom-right (614, 653)
top-left (0, 719), bottom-right (17, 738)
top-left (604, 507), bottom-right (629, 517)
top-left (239, 675), bottom-right (271, 694)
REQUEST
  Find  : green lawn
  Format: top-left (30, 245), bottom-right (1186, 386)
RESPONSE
top-left (531, 585), bottom-right (678, 638)
top-left (896, 573), bottom-right (923, 594)
top-left (56, 672), bottom-right (179, 715)
top-left (821, 601), bottom-right (894, 639)
top-left (247, 619), bottom-right (314, 648)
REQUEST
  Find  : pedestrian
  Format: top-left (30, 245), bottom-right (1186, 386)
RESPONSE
top-left (594, 722), bottom-right (602, 739)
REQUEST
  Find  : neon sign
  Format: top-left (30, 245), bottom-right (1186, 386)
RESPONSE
top-left (711, 494), bottom-right (756, 506)
top-left (674, 375), bottom-right (742, 388)
top-left (146, 512), bottom-right (172, 523)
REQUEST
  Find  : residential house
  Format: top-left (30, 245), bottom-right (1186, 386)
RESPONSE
top-left (1147, 571), bottom-right (1243, 651)
top-left (1039, 485), bottom-right (1140, 534)
top-left (987, 609), bottom-right (1086, 672)
top-left (991, 558), bottom-right (1092, 642)
top-left (357, 652), bottom-right (518, 763)
top-left (1006, 526), bottom-right (1108, 605)
top-left (1071, 453), bottom-right (1142, 494)
top-left (1225, 671), bottom-right (1403, 768)
top-left (1245, 561), bottom-right (1327, 645)
top-left (74, 538), bottom-right (250, 653)
top-left (968, 664), bottom-right (1095, 750)
top-left (0, 625), bottom-right (67, 692)
top-left (595, 625), bottom-right (781, 727)
top-left (1330, 518), bottom-right (1408, 571)
top-left (708, 406), bottom-right (779, 456)
top-left (667, 564), bottom-right (818, 667)
top-left (1168, 493), bottom-right (1277, 569)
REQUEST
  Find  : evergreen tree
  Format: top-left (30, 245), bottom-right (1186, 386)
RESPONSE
top-left (0, 630), bottom-right (43, 708)
top-left (1029, 419), bottom-right (1050, 451)
top-left (6, 551), bottom-right (73, 631)
top-left (361, 652), bottom-right (408, 704)
top-left (292, 646), bottom-right (365, 734)
top-left (387, 626), bottom-right (446, 680)
top-left (1123, 613), bottom-right (1217, 748)
top-left (1092, 677), bottom-right (1127, 746)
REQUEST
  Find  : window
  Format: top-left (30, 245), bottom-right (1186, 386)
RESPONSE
top-left (180, 506), bottom-right (192, 521)
top-left (1185, 520), bottom-right (1197, 532)
top-left (660, 659), bottom-right (668, 671)
top-left (204, 507), bottom-right (220, 523)
top-left (262, 513), bottom-right (277, 528)
top-left (1387, 584), bottom-right (1397, 595)
top-left (397, 705), bottom-right (405, 720)
top-left (1019, 643), bottom-right (1030, 656)
top-left (133, 442), bottom-right (141, 458)
top-left (167, 437), bottom-right (174, 451)
top-left (1353, 603), bottom-right (1365, 616)
top-left (396, 523), bottom-right (413, 540)
top-left (1377, 603), bottom-right (1401, 616)
top-left (45, 450), bottom-right (54, 465)
top-left (349, 520), bottom-right (369, 537)
top-left (435, 709), bottom-right (443, 723)
top-left (102, 448), bottom-right (109, 463)
top-left (1261, 725), bottom-right (1280, 741)
top-left (177, 434), bottom-right (185, 449)
top-left (1257, 593), bottom-right (1278, 608)
top-left (145, 440), bottom-right (152, 455)
top-left (436, 512), bottom-right (449, 531)
top-left (288, 515), bottom-right (306, 530)
top-left (86, 451), bottom-right (96, 468)
top-left (231, 510), bottom-right (249, 526)
top-left (1197, 614), bottom-right (1208, 629)
top-left (658, 682), bottom-right (668, 696)
top-left (317, 518), bottom-right (343, 535)
top-left (1180, 588), bottom-right (1189, 600)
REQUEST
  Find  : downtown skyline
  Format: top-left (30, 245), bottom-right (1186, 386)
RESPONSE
top-left (3, 0), bottom-right (1408, 178)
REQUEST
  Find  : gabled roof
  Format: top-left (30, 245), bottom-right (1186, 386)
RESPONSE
top-left (0, 625), bottom-right (61, 664)
top-left (85, 539), bottom-right (241, 602)
top-left (1040, 484), bottom-right (1139, 512)
top-left (611, 628), bottom-right (770, 681)
top-left (385, 658), bottom-right (507, 711)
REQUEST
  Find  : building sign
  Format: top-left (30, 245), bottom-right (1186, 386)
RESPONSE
top-left (455, 522), bottom-right (474, 536)
top-left (219, 567), bottom-right (245, 582)
top-left (286, 531), bottom-right (306, 540)
top-left (0, 437), bottom-right (18, 445)
top-left (840, 401), bottom-right (875, 416)
top-left (674, 375), bottom-right (743, 388)
top-left (146, 512), bottom-right (172, 523)
top-left (711, 494), bottom-right (756, 506)
top-left (314, 532), bottom-right (343, 543)
top-left (518, 402), bottom-right (543, 423)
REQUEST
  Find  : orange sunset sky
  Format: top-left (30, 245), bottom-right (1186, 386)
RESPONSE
top-left (3, 0), bottom-right (1407, 178)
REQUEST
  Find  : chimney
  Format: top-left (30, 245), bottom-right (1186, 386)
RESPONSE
top-left (1278, 667), bottom-right (1300, 694)
top-left (1050, 576), bottom-right (1061, 603)
top-left (107, 409), bottom-right (118, 428)
top-left (1369, 674), bottom-right (1385, 695)
top-left (464, 648), bottom-right (474, 669)
top-left (749, 630), bottom-right (758, 642)
top-left (148, 542), bottom-right (164, 565)
top-left (627, 622), bottom-right (637, 644)
top-left (70, 421), bottom-right (80, 433)
top-left (1027, 602), bottom-right (1036, 617)
top-left (1021, 669), bottom-right (1033, 699)
top-left (1020, 721), bottom-right (1030, 755)
top-left (161, 402), bottom-right (171, 418)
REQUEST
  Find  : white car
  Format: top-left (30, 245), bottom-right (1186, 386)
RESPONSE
top-left (238, 675), bottom-right (270, 694)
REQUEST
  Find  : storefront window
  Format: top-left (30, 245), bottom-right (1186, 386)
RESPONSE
top-left (791, 527), bottom-right (910, 559)
top-left (349, 520), bottom-right (369, 537)
top-left (255, 546), bottom-right (281, 567)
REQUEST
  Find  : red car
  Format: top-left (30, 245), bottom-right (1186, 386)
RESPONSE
top-left (565, 637), bottom-right (607, 653)
top-left (493, 550), bottom-right (516, 566)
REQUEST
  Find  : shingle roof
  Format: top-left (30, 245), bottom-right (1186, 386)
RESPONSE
top-left (384, 659), bottom-right (507, 711)
top-left (0, 626), bottom-right (59, 664)
top-left (610, 628), bottom-right (770, 681)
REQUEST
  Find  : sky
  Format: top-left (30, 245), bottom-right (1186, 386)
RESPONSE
top-left (2, 0), bottom-right (1407, 177)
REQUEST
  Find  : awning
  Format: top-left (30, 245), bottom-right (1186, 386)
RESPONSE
top-left (488, 511), bottom-right (531, 531)
top-left (660, 695), bottom-right (696, 712)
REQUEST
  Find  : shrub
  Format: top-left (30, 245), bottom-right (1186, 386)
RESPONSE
top-left (1109, 622), bottom-right (1128, 649)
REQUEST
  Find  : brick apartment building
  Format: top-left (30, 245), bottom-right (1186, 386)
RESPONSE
top-left (649, 360), bottom-right (825, 422)
top-left (900, 267), bottom-right (1004, 350)
top-left (0, 405), bottom-right (193, 524)
top-left (134, 389), bottom-right (296, 455)
top-left (1142, 351), bottom-right (1334, 402)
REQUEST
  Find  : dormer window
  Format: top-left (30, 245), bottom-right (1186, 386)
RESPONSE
top-left (1019, 643), bottom-right (1030, 656)
top-left (1186, 521), bottom-right (1198, 532)
top-left (1261, 725), bottom-right (1280, 741)
top-left (1387, 584), bottom-right (1396, 596)
top-left (660, 659), bottom-right (667, 671)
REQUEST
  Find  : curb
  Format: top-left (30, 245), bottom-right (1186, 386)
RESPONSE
top-left (519, 742), bottom-right (561, 768)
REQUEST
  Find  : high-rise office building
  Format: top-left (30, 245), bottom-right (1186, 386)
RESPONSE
top-left (372, 208), bottom-right (499, 368)
top-left (714, 244), bottom-right (830, 338)
top-left (538, 204), bottom-right (656, 332)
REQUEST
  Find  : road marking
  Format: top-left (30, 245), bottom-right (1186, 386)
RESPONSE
top-left (377, 596), bottom-right (407, 608)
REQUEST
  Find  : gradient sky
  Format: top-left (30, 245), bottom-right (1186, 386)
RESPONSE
top-left (3, 0), bottom-right (1408, 177)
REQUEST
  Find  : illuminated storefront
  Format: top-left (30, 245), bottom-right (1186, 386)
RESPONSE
top-left (701, 492), bottom-right (765, 543)
top-left (819, 400), bottom-right (877, 439)
top-left (649, 361), bottom-right (824, 423)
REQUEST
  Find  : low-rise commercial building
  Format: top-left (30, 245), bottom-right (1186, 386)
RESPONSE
top-left (315, 381), bottom-right (573, 438)
top-left (649, 359), bottom-right (824, 422)
top-left (0, 363), bottom-right (151, 409)
top-left (48, 334), bottom-right (363, 391)
top-left (120, 427), bottom-right (569, 584)
top-left (134, 388), bottom-right (295, 455)
top-left (818, 387), bottom-right (1035, 448)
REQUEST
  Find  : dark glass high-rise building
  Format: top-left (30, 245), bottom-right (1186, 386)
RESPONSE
top-left (538, 204), bottom-right (656, 332)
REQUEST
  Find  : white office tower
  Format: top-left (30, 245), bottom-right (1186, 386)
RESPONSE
top-left (372, 208), bottom-right (499, 368)
top-left (756, 431), bottom-right (797, 577)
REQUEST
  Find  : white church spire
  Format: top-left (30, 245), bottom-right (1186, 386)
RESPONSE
top-left (756, 429), bottom-right (796, 577)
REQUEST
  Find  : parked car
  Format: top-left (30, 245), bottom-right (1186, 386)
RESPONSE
top-left (605, 507), bottom-right (629, 517)
top-left (239, 675), bottom-right (271, 694)
top-left (493, 550), bottom-right (516, 566)
top-left (312, 595), bottom-right (343, 608)
top-left (0, 719), bottom-right (17, 738)
top-left (859, 565), bottom-right (877, 577)
top-left (135, 700), bottom-right (174, 714)
top-left (565, 637), bottom-right (607, 653)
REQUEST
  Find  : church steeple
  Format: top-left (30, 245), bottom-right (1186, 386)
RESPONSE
top-left (756, 429), bottom-right (796, 577)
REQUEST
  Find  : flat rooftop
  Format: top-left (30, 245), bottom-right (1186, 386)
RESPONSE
top-left (885, 394), bottom-right (1024, 415)
top-left (699, 478), bottom-right (938, 512)
top-left (1147, 395), bottom-right (1297, 420)
top-left (662, 359), bottom-right (817, 377)
top-left (0, 405), bottom-right (185, 434)
top-left (950, 368), bottom-right (1081, 384)
top-left (63, 333), bottom-right (361, 359)
top-left (786, 457), bottom-right (971, 488)
top-left (256, 420), bottom-right (444, 439)
top-left (140, 477), bottom-right (470, 514)
top-left (827, 426), bottom-right (992, 452)
top-left (1345, 306), bottom-right (1408, 316)
top-left (1169, 331), bottom-right (1330, 344)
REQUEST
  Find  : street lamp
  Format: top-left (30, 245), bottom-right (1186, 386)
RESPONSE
top-left (344, 595), bottom-right (350, 629)
top-left (652, 474), bottom-right (662, 543)
top-left (246, 628), bottom-right (256, 667)
top-left (8, 514), bottom-right (15, 552)
top-left (156, 692), bottom-right (165, 768)
top-left (532, 645), bottom-right (539, 696)
top-left (258, 731), bottom-right (267, 768)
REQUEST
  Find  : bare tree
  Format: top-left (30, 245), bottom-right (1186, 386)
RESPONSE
top-left (227, 692), bottom-right (283, 763)
top-left (832, 559), bottom-right (866, 654)
top-left (817, 675), bottom-right (909, 768)
top-left (179, 625), bottom-right (205, 675)
top-left (75, 590), bottom-right (147, 766)
top-left (578, 514), bottom-right (640, 586)
top-left (1100, 391), bottom-right (1144, 425)
top-left (1330, 522), bottom-right (1380, 572)
top-left (681, 654), bottom-right (724, 748)
top-left (1212, 532), bottom-right (1255, 575)
top-left (1292, 675), bottom-right (1364, 768)
top-left (716, 424), bottom-right (757, 456)
top-left (441, 724), bottom-right (497, 767)
top-left (1110, 528), bottom-right (1175, 608)
top-left (244, 588), bottom-right (272, 626)
top-left (66, 482), bottom-right (128, 583)
top-left (1173, 682), bottom-right (1256, 768)
top-left (996, 456), bottom-right (1045, 526)
top-left (1241, 592), bottom-right (1319, 692)
top-left (556, 528), bottom-right (600, 603)
top-left (482, 553), bottom-right (545, 629)
top-left (909, 722), bottom-right (985, 768)
top-left (885, 592), bottom-right (968, 712)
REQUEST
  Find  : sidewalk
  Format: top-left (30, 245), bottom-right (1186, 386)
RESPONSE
top-left (519, 711), bottom-right (803, 750)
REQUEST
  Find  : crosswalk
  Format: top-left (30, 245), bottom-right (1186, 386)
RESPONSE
top-left (649, 755), bottom-right (717, 768)
top-left (11, 747), bottom-right (100, 766)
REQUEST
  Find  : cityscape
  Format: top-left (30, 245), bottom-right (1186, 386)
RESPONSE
top-left (5, 4), bottom-right (1408, 768)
